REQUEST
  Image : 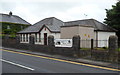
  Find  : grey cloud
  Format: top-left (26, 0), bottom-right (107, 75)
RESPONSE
top-left (0, 0), bottom-right (117, 24)
top-left (1, 2), bottom-right (17, 12)
top-left (20, 2), bottom-right (78, 12)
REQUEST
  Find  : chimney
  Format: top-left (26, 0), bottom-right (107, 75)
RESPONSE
top-left (9, 11), bottom-right (12, 16)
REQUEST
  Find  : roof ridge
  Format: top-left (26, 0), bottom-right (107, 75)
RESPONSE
top-left (0, 13), bottom-right (17, 17)
top-left (52, 17), bottom-right (64, 25)
top-left (0, 13), bottom-right (31, 25)
top-left (90, 19), bottom-right (99, 30)
top-left (33, 17), bottom-right (64, 26)
top-left (65, 18), bottom-right (94, 23)
top-left (14, 15), bottom-right (31, 25)
top-left (92, 19), bottom-right (117, 31)
top-left (43, 17), bottom-right (64, 23)
top-left (33, 17), bottom-right (55, 25)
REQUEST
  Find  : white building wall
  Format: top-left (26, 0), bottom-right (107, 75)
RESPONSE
top-left (21, 26), bottom-right (59, 45)
top-left (39, 27), bottom-right (60, 45)
top-left (28, 34), bottom-right (30, 43)
top-left (97, 31), bottom-right (115, 47)
top-left (50, 33), bottom-right (60, 39)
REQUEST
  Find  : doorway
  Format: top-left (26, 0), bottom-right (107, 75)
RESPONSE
top-left (44, 33), bottom-right (47, 45)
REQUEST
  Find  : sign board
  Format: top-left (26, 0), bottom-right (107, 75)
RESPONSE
top-left (54, 39), bottom-right (72, 47)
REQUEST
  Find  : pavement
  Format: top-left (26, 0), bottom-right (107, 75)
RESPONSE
top-left (1, 47), bottom-right (120, 70)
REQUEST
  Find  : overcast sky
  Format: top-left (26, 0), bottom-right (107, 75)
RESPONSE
top-left (0, 0), bottom-right (118, 24)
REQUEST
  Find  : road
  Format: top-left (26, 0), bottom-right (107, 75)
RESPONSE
top-left (1, 49), bottom-right (120, 73)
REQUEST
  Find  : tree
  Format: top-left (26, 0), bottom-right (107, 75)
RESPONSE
top-left (104, 1), bottom-right (120, 41)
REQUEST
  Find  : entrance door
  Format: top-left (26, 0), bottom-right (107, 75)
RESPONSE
top-left (44, 33), bottom-right (47, 45)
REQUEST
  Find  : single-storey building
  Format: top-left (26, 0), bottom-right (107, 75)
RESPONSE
top-left (63, 19), bottom-right (117, 47)
top-left (17, 17), bottom-right (64, 45)
top-left (18, 17), bottom-right (117, 48)
top-left (61, 25), bottom-right (95, 48)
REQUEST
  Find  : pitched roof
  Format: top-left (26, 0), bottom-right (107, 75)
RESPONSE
top-left (0, 13), bottom-right (31, 25)
top-left (18, 18), bottom-right (117, 33)
top-left (65, 19), bottom-right (117, 32)
top-left (18, 17), bottom-right (64, 33)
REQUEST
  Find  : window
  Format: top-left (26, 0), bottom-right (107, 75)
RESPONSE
top-left (39, 33), bottom-right (41, 42)
top-left (35, 33), bottom-right (37, 42)
top-left (7, 25), bottom-right (10, 29)
top-left (26, 34), bottom-right (28, 42)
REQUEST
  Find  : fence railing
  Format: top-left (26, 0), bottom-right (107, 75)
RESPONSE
top-left (80, 40), bottom-right (108, 48)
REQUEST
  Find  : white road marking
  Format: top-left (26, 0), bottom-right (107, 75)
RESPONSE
top-left (0, 59), bottom-right (35, 71)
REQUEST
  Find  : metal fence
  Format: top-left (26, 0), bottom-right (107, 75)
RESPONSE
top-left (80, 40), bottom-right (108, 48)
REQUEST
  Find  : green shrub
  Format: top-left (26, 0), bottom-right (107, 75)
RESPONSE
top-left (102, 47), bottom-right (108, 49)
top-left (117, 48), bottom-right (120, 52)
top-left (94, 47), bottom-right (108, 50)
top-left (1, 22), bottom-right (30, 35)
top-left (80, 48), bottom-right (90, 50)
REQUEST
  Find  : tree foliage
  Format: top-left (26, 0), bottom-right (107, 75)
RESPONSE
top-left (0, 22), bottom-right (29, 37)
top-left (104, 1), bottom-right (120, 41)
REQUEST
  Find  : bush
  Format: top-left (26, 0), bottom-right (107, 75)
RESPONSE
top-left (102, 47), bottom-right (108, 49)
top-left (80, 48), bottom-right (90, 50)
top-left (117, 48), bottom-right (120, 52)
top-left (1, 22), bottom-right (30, 35)
top-left (94, 47), bottom-right (108, 50)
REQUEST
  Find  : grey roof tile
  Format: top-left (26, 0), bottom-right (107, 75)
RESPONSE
top-left (0, 13), bottom-right (31, 25)
top-left (18, 18), bottom-right (117, 33)
top-left (18, 17), bottom-right (64, 33)
top-left (65, 19), bottom-right (117, 32)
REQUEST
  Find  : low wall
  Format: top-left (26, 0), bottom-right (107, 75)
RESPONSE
top-left (2, 38), bottom-right (75, 56)
top-left (2, 35), bottom-right (119, 63)
top-left (118, 52), bottom-right (120, 64)
top-left (2, 39), bottom-right (92, 58)
top-left (91, 50), bottom-right (109, 61)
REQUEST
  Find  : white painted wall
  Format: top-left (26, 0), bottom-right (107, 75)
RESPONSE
top-left (97, 31), bottom-right (116, 47)
top-left (39, 26), bottom-right (60, 45)
top-left (20, 26), bottom-right (60, 45)
top-left (50, 33), bottom-right (60, 39)
top-left (19, 26), bottom-right (116, 48)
